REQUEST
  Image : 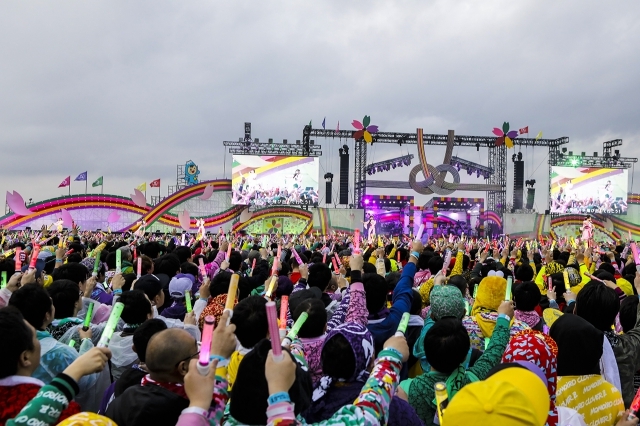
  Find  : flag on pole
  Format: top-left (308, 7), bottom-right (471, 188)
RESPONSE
top-left (150, 179), bottom-right (161, 188)
top-left (137, 182), bottom-right (146, 192)
top-left (92, 176), bottom-right (103, 187)
top-left (535, 131), bottom-right (543, 140)
top-left (58, 176), bottom-right (70, 188)
top-left (336, 120), bottom-right (340, 133)
top-left (519, 126), bottom-right (529, 135)
top-left (74, 171), bottom-right (87, 181)
top-left (322, 117), bottom-right (326, 129)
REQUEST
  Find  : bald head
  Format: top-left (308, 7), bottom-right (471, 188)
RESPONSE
top-left (145, 328), bottom-right (196, 379)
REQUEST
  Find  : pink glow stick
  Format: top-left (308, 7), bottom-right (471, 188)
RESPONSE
top-left (198, 258), bottom-right (206, 279)
top-left (416, 223), bottom-right (425, 240)
top-left (322, 253), bottom-right (327, 265)
top-left (334, 253), bottom-right (342, 267)
top-left (441, 250), bottom-right (451, 276)
top-left (29, 245), bottom-right (41, 270)
top-left (354, 229), bottom-right (360, 253)
top-left (136, 257), bottom-right (142, 278)
top-left (249, 258), bottom-right (256, 277)
top-left (277, 244), bottom-right (282, 261)
top-left (266, 302), bottom-right (283, 361)
top-left (397, 251), bottom-right (401, 262)
top-left (14, 248), bottom-right (22, 272)
top-left (331, 257), bottom-right (340, 274)
top-left (197, 316), bottom-right (215, 375)
top-left (292, 248), bottom-right (303, 266)
top-left (279, 296), bottom-right (289, 330)
top-left (271, 257), bottom-right (278, 276)
top-left (631, 242), bottom-right (640, 265)
top-left (226, 243), bottom-right (232, 261)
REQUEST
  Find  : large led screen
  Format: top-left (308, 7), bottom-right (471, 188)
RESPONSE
top-left (232, 156), bottom-right (319, 206)
top-left (550, 167), bottom-right (628, 215)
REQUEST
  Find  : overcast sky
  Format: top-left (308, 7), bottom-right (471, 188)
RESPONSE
top-left (2, 1), bottom-right (639, 215)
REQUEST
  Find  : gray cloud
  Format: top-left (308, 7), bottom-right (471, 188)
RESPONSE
top-left (1, 0), bottom-right (639, 214)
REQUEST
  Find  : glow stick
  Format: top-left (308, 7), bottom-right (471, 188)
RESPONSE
top-left (97, 302), bottom-right (124, 348)
top-left (286, 311), bottom-right (308, 341)
top-left (334, 253), bottom-right (342, 267)
top-left (628, 386), bottom-right (640, 420)
top-left (28, 245), bottom-right (40, 270)
top-left (292, 247), bottom-right (303, 266)
top-left (629, 230), bottom-right (633, 242)
top-left (92, 254), bottom-right (101, 276)
top-left (547, 276), bottom-right (553, 291)
top-left (68, 340), bottom-right (76, 348)
top-left (266, 302), bottom-right (283, 361)
top-left (277, 245), bottom-right (282, 261)
top-left (198, 258), bottom-right (206, 279)
top-left (58, 236), bottom-right (65, 249)
top-left (416, 223), bottom-right (425, 240)
top-left (226, 243), bottom-right (232, 261)
top-left (225, 274), bottom-right (239, 312)
top-left (505, 276), bottom-right (513, 301)
top-left (632, 242), bottom-right (640, 265)
top-left (83, 303), bottom-right (94, 331)
top-left (181, 233), bottom-right (186, 246)
top-left (136, 257), bottom-right (142, 278)
top-left (271, 257), bottom-right (278, 276)
top-left (185, 290), bottom-right (193, 313)
top-left (331, 257), bottom-right (340, 274)
top-left (279, 296), bottom-right (289, 330)
top-left (115, 250), bottom-right (122, 274)
top-left (322, 253), bottom-right (326, 265)
top-left (249, 258), bottom-right (256, 277)
top-left (197, 315), bottom-right (215, 375)
top-left (354, 229), bottom-right (360, 253)
top-left (395, 312), bottom-right (410, 337)
top-left (434, 382), bottom-right (448, 425)
top-left (14, 248), bottom-right (22, 272)
top-left (265, 275), bottom-right (278, 299)
top-left (397, 251), bottom-right (401, 262)
top-left (1, 271), bottom-right (6, 289)
top-left (473, 283), bottom-right (478, 299)
top-left (441, 250), bottom-right (451, 276)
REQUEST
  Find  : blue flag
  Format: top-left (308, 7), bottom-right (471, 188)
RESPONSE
top-left (75, 171), bottom-right (87, 181)
top-left (322, 117), bottom-right (326, 129)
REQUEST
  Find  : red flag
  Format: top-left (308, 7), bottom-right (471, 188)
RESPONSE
top-left (150, 179), bottom-right (161, 188)
top-left (58, 176), bottom-right (70, 188)
top-left (519, 126), bottom-right (529, 134)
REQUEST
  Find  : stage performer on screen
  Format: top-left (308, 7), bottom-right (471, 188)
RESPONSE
top-left (362, 214), bottom-right (377, 241)
top-left (196, 218), bottom-right (206, 240)
top-left (580, 215), bottom-right (594, 242)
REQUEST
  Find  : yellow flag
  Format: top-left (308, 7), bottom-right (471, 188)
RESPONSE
top-left (535, 131), bottom-right (543, 140)
top-left (137, 182), bottom-right (147, 192)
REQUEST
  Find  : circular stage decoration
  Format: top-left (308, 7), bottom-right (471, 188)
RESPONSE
top-left (409, 163), bottom-right (461, 195)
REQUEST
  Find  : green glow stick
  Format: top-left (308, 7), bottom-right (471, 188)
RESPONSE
top-left (92, 254), bottom-right (101, 276)
top-left (395, 312), bottom-right (410, 336)
top-left (83, 303), bottom-right (94, 331)
top-left (68, 339), bottom-right (76, 348)
top-left (505, 276), bottom-right (513, 301)
top-left (185, 290), bottom-right (192, 313)
top-left (97, 302), bottom-right (124, 348)
top-left (473, 283), bottom-right (478, 299)
top-left (1, 271), bottom-right (6, 289)
top-left (116, 250), bottom-right (122, 274)
top-left (286, 312), bottom-right (308, 341)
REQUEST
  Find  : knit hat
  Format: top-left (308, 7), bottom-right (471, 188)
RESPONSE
top-left (445, 367), bottom-right (549, 426)
top-left (312, 322), bottom-right (375, 402)
top-left (169, 276), bottom-right (193, 298)
top-left (430, 285), bottom-right (466, 320)
top-left (230, 338), bottom-right (312, 424)
top-left (471, 275), bottom-right (507, 315)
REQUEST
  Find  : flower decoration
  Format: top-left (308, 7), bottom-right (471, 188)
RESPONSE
top-left (352, 115), bottom-right (378, 143)
top-left (266, 219), bottom-right (282, 234)
top-left (492, 122), bottom-right (518, 148)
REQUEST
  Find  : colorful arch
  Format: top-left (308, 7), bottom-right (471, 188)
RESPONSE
top-left (485, 211), bottom-right (502, 228)
top-left (0, 180), bottom-right (244, 231)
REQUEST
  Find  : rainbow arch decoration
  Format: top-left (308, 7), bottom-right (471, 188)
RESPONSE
top-left (485, 211), bottom-right (502, 228)
top-left (1, 180), bottom-right (244, 232)
top-left (232, 207), bottom-right (313, 235)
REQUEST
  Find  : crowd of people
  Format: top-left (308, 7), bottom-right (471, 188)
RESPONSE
top-left (1, 225), bottom-right (640, 425)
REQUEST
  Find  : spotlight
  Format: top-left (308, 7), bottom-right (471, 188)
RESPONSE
top-left (476, 142), bottom-right (480, 152)
top-left (517, 152), bottom-right (523, 161)
top-left (476, 170), bottom-right (481, 178)
top-left (392, 163), bottom-right (396, 169)
top-left (512, 154), bottom-right (517, 162)
top-left (364, 199), bottom-right (370, 205)
top-left (456, 163), bottom-right (461, 171)
top-left (562, 147), bottom-right (567, 153)
top-left (467, 168), bottom-right (473, 175)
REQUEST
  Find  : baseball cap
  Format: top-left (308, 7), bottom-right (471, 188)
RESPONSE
top-left (169, 276), bottom-right (193, 298)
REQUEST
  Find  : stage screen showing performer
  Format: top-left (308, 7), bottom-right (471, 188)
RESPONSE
top-left (231, 155), bottom-right (319, 206)
top-left (549, 167), bottom-right (628, 215)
